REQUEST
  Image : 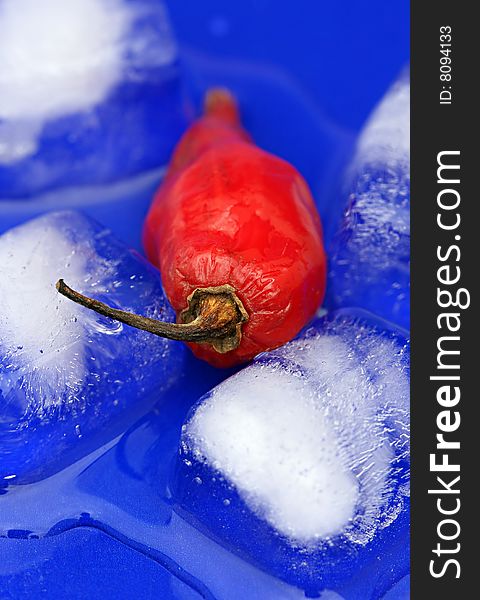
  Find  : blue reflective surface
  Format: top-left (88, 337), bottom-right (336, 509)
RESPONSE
top-left (0, 1), bottom-right (409, 598)
top-left (0, 528), bottom-right (205, 600)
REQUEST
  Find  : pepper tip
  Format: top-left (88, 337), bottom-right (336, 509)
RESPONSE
top-left (204, 87), bottom-right (239, 124)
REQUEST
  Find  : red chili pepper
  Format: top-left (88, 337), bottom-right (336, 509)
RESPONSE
top-left (57, 89), bottom-right (327, 368)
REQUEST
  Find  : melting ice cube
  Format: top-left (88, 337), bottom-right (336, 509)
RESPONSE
top-left (185, 365), bottom-right (360, 542)
top-left (174, 310), bottom-right (409, 596)
top-left (0, 211), bottom-right (183, 484)
top-left (0, 0), bottom-right (189, 198)
top-left (328, 71), bottom-right (410, 330)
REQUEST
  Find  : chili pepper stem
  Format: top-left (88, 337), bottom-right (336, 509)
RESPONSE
top-left (56, 279), bottom-right (248, 354)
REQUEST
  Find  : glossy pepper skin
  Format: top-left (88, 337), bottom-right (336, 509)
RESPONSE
top-left (143, 90), bottom-right (327, 367)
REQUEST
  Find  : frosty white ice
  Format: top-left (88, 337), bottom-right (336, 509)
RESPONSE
top-left (329, 72), bottom-right (410, 329)
top-left (181, 313), bottom-right (410, 546)
top-left (0, 0), bottom-right (186, 201)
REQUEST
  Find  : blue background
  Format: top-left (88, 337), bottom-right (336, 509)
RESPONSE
top-left (0, 1), bottom-right (409, 598)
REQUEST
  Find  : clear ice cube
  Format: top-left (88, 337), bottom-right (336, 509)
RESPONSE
top-left (0, 210), bottom-right (184, 484)
top-left (174, 310), bottom-right (410, 597)
top-left (328, 72), bottom-right (410, 330)
top-left (0, 0), bottom-right (190, 199)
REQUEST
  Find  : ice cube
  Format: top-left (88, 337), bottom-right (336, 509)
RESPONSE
top-left (185, 366), bottom-right (360, 542)
top-left (174, 310), bottom-right (409, 596)
top-left (328, 72), bottom-right (410, 330)
top-left (0, 211), bottom-right (184, 484)
top-left (0, 0), bottom-right (190, 199)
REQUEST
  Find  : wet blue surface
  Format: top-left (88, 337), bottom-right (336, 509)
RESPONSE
top-left (0, 1), bottom-right (409, 598)
top-left (166, 0), bottom-right (410, 132)
top-left (0, 528), bottom-right (205, 600)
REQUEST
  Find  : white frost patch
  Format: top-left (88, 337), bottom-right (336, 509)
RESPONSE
top-left (185, 328), bottom-right (409, 545)
top-left (186, 365), bottom-right (360, 544)
top-left (0, 216), bottom-right (94, 406)
top-left (0, 0), bottom-right (176, 163)
top-left (355, 73), bottom-right (410, 166)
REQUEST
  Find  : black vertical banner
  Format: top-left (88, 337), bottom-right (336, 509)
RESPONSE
top-left (411, 3), bottom-right (474, 598)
